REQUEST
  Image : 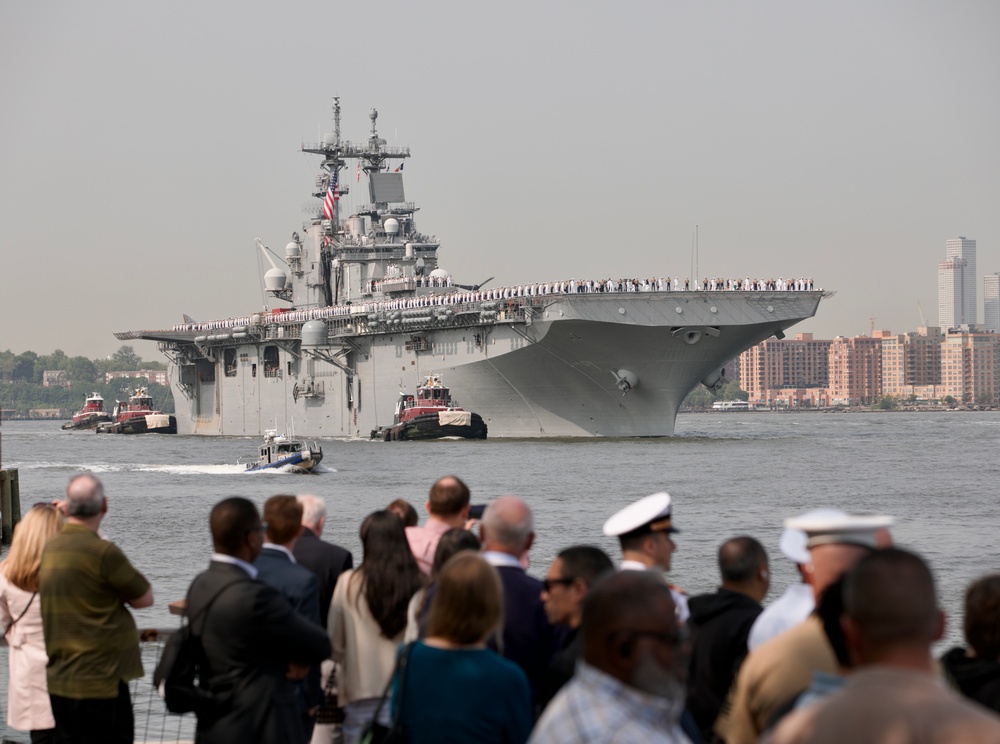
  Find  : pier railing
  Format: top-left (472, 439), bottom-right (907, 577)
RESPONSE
top-left (0, 629), bottom-right (195, 744)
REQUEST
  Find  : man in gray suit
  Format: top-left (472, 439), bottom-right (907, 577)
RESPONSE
top-left (185, 497), bottom-right (330, 744)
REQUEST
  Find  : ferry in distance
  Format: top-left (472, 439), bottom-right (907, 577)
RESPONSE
top-left (117, 100), bottom-right (829, 438)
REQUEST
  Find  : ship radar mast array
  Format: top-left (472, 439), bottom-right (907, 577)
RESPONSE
top-left (301, 100), bottom-right (413, 239)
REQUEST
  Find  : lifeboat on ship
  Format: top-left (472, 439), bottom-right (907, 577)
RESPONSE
top-left (372, 375), bottom-right (487, 441)
top-left (95, 387), bottom-right (177, 434)
top-left (61, 392), bottom-right (113, 430)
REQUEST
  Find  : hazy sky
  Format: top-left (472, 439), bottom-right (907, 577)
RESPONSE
top-left (2, 0), bottom-right (998, 360)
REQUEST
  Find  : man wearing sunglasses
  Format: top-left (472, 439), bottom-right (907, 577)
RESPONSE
top-left (538, 546), bottom-right (615, 709)
top-left (530, 570), bottom-right (693, 743)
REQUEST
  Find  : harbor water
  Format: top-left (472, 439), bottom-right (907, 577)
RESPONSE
top-left (1, 412), bottom-right (998, 738)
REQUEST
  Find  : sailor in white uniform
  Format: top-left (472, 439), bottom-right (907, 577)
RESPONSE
top-left (745, 509), bottom-right (847, 651)
top-left (603, 492), bottom-right (689, 623)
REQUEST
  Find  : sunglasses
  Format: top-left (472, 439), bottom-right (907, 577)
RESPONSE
top-left (542, 577), bottom-right (576, 592)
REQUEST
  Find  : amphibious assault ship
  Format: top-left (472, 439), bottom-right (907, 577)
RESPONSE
top-left (118, 100), bottom-right (828, 438)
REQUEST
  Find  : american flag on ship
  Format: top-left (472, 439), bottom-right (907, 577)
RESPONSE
top-left (323, 168), bottom-right (339, 220)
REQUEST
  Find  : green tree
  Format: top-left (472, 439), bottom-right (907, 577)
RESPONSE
top-left (877, 395), bottom-right (899, 410)
top-left (110, 345), bottom-right (142, 371)
top-left (942, 395), bottom-right (957, 406)
top-left (15, 351), bottom-right (38, 382)
top-left (65, 356), bottom-right (98, 384)
top-left (719, 381), bottom-right (749, 401)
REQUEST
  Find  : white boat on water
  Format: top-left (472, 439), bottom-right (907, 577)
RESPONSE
top-left (117, 100), bottom-right (829, 438)
top-left (242, 430), bottom-right (323, 473)
top-left (712, 400), bottom-right (751, 411)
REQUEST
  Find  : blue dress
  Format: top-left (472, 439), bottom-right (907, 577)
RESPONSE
top-left (392, 642), bottom-right (533, 744)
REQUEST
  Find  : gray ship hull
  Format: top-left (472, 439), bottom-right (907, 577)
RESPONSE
top-left (154, 291), bottom-right (824, 438)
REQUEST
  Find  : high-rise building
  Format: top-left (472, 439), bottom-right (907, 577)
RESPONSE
top-left (985, 273), bottom-right (1000, 333)
top-left (939, 237), bottom-right (977, 328)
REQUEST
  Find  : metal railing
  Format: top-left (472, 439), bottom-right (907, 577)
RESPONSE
top-left (0, 630), bottom-right (195, 744)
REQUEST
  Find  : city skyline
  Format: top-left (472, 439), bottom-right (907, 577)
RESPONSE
top-left (2, 2), bottom-right (998, 359)
top-left (938, 236), bottom-right (978, 328)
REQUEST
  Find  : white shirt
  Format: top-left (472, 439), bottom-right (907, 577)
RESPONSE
top-left (261, 543), bottom-right (297, 563)
top-left (747, 581), bottom-right (814, 651)
top-left (210, 552), bottom-right (259, 579)
top-left (482, 551), bottom-right (523, 569)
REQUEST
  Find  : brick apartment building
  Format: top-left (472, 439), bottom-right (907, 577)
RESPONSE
top-left (740, 327), bottom-right (1000, 406)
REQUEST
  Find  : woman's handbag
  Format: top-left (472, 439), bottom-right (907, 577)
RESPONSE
top-left (360, 642), bottom-right (416, 744)
top-left (3, 592), bottom-right (36, 638)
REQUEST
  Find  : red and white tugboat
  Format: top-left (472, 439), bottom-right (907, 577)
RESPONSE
top-left (95, 386), bottom-right (177, 434)
top-left (372, 375), bottom-right (487, 441)
top-left (61, 392), bottom-right (113, 430)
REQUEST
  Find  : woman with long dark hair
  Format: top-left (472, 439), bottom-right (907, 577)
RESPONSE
top-left (328, 510), bottom-right (423, 744)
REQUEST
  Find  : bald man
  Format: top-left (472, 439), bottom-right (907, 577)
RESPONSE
top-left (405, 475), bottom-right (471, 575)
top-left (764, 549), bottom-right (1000, 744)
top-left (481, 496), bottom-right (556, 712)
top-left (530, 571), bottom-right (692, 743)
top-left (40, 473), bottom-right (153, 744)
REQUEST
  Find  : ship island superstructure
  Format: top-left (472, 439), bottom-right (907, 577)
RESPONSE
top-left (118, 100), bottom-right (829, 437)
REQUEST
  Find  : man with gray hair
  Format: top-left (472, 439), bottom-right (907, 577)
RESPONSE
top-left (480, 496), bottom-right (556, 712)
top-left (291, 494), bottom-right (353, 629)
top-left (291, 494), bottom-right (352, 744)
top-left (40, 473), bottom-right (153, 744)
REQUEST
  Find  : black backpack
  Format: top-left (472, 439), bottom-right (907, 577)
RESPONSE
top-left (154, 579), bottom-right (244, 715)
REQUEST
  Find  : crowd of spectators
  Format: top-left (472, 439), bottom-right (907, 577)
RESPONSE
top-left (2, 474), bottom-right (999, 744)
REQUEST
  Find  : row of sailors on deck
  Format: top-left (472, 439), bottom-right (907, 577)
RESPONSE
top-left (170, 275), bottom-right (817, 332)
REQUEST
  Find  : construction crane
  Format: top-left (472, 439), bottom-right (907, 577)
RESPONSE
top-left (916, 301), bottom-right (929, 328)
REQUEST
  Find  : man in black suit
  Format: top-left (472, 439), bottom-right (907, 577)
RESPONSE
top-left (255, 495), bottom-right (324, 742)
top-left (292, 493), bottom-right (353, 628)
top-left (185, 497), bottom-right (331, 744)
top-left (480, 495), bottom-right (557, 713)
top-left (291, 494), bottom-right (352, 744)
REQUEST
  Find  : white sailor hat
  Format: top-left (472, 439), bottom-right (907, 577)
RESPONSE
top-left (784, 512), bottom-right (894, 550)
top-left (779, 509), bottom-right (847, 564)
top-left (603, 492), bottom-right (678, 538)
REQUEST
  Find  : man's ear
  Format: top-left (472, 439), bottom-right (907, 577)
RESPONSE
top-left (932, 608), bottom-right (946, 643)
top-left (841, 614), bottom-right (862, 667)
top-left (524, 531), bottom-right (535, 553)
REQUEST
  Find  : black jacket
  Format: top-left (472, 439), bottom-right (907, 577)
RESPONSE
top-left (686, 587), bottom-right (762, 740)
top-left (186, 561), bottom-right (332, 744)
top-left (941, 646), bottom-right (1000, 715)
top-left (291, 528), bottom-right (353, 629)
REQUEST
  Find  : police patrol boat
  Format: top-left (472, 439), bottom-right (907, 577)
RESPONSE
top-left (117, 99), bottom-right (829, 438)
top-left (242, 430), bottom-right (323, 473)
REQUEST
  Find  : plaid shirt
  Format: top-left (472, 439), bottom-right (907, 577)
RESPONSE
top-left (529, 662), bottom-right (692, 744)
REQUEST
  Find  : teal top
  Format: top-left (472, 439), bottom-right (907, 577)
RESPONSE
top-left (392, 641), bottom-right (533, 744)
